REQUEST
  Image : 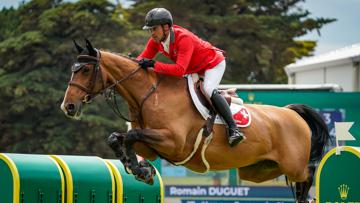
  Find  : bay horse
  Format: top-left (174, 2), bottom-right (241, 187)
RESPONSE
top-left (61, 40), bottom-right (329, 202)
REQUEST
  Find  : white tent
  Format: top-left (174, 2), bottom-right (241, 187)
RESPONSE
top-left (285, 43), bottom-right (360, 91)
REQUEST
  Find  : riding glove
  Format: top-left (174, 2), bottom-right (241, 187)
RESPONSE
top-left (138, 58), bottom-right (155, 69)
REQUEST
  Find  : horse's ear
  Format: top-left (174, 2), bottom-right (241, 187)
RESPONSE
top-left (85, 38), bottom-right (97, 57)
top-left (73, 39), bottom-right (84, 54)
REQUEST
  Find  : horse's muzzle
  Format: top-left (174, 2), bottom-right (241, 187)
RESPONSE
top-left (61, 101), bottom-right (82, 119)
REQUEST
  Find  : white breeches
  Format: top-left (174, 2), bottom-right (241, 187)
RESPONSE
top-left (202, 60), bottom-right (226, 98)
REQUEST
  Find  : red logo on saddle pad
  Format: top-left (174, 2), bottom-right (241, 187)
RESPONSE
top-left (233, 106), bottom-right (251, 127)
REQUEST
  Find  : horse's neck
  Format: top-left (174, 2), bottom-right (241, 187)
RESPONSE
top-left (101, 51), bottom-right (155, 108)
top-left (101, 51), bottom-right (195, 128)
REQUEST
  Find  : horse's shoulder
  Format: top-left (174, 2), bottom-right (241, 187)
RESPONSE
top-left (155, 72), bottom-right (186, 86)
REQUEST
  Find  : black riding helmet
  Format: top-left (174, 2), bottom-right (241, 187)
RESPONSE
top-left (143, 8), bottom-right (173, 30)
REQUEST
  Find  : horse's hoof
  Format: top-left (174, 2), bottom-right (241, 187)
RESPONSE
top-left (142, 166), bottom-right (155, 184)
top-left (123, 162), bottom-right (133, 174)
top-left (146, 177), bottom-right (154, 185)
top-left (125, 166), bottom-right (132, 174)
top-left (139, 160), bottom-right (150, 168)
top-left (138, 160), bottom-right (156, 176)
top-left (135, 167), bottom-right (155, 185)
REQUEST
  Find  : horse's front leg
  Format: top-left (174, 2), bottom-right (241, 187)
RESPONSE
top-left (107, 131), bottom-right (156, 174)
top-left (122, 128), bottom-right (173, 184)
top-left (108, 132), bottom-right (143, 176)
top-left (108, 128), bottom-right (173, 184)
top-left (107, 132), bottom-right (129, 166)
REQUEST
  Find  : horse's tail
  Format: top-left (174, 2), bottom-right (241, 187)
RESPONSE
top-left (286, 104), bottom-right (330, 163)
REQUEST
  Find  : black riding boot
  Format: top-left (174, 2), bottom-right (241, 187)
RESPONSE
top-left (210, 90), bottom-right (245, 147)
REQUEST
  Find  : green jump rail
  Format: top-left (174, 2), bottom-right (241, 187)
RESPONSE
top-left (0, 153), bottom-right (64, 203)
top-left (0, 153), bottom-right (164, 203)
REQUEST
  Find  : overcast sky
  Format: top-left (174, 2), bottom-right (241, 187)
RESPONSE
top-left (298, 0), bottom-right (360, 55)
top-left (1, 0), bottom-right (359, 55)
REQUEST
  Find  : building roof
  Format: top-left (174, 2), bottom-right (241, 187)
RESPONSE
top-left (285, 43), bottom-right (360, 72)
top-left (219, 84), bottom-right (342, 92)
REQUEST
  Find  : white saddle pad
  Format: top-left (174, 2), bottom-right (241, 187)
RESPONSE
top-left (187, 74), bottom-right (251, 127)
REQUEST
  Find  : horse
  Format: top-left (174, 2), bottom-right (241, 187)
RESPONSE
top-left (61, 39), bottom-right (329, 202)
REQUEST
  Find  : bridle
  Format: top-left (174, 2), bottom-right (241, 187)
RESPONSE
top-left (67, 50), bottom-right (161, 126)
top-left (68, 52), bottom-right (103, 103)
top-left (68, 50), bottom-right (142, 103)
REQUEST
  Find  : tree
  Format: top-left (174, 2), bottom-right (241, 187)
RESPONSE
top-left (127, 0), bottom-right (335, 83)
top-left (0, 0), bottom-right (131, 156)
top-left (0, 0), bottom-right (336, 156)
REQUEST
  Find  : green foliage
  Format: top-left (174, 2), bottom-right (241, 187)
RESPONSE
top-left (0, 0), bottom-right (130, 156)
top-left (0, 0), bottom-right (335, 155)
top-left (0, 7), bottom-right (20, 41)
top-left (128, 0), bottom-right (335, 83)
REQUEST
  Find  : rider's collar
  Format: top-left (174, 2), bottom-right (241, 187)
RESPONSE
top-left (161, 30), bottom-right (171, 53)
top-left (170, 27), bottom-right (175, 43)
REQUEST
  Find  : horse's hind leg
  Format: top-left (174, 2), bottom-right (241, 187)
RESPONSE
top-left (295, 165), bottom-right (316, 203)
top-left (238, 160), bottom-right (282, 183)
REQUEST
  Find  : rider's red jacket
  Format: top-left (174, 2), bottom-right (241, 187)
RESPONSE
top-left (137, 25), bottom-right (225, 76)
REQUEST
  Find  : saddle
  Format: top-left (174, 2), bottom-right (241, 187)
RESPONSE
top-left (172, 75), bottom-right (252, 167)
top-left (187, 74), bottom-right (251, 129)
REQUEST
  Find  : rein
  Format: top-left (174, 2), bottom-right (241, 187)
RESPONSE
top-left (68, 50), bottom-right (161, 125)
top-left (101, 67), bottom-right (142, 123)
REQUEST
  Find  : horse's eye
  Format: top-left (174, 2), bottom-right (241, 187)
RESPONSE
top-left (83, 66), bottom-right (91, 75)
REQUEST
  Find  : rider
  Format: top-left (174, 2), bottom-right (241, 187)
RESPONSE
top-left (137, 8), bottom-right (245, 147)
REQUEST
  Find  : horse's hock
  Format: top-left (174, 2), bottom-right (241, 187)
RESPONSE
top-left (315, 146), bottom-right (360, 202)
top-left (0, 153), bottom-right (164, 203)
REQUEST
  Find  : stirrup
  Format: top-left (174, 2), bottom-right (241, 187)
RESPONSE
top-left (228, 128), bottom-right (245, 147)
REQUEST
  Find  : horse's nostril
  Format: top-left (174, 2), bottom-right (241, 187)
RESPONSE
top-left (66, 103), bottom-right (76, 113)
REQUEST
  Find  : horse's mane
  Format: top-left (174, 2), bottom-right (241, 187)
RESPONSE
top-left (99, 49), bottom-right (184, 85)
top-left (99, 49), bottom-right (166, 81)
top-left (100, 49), bottom-right (139, 66)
